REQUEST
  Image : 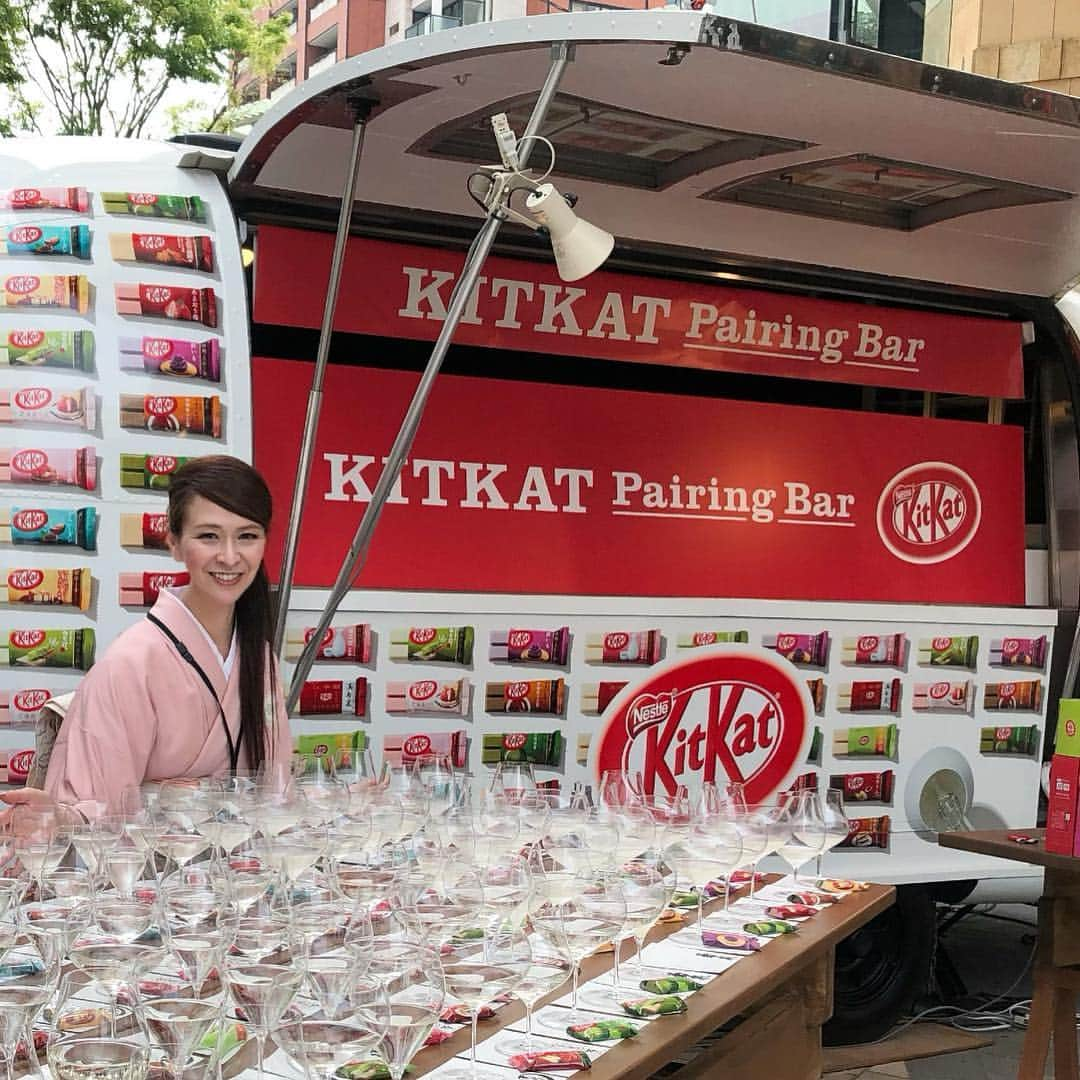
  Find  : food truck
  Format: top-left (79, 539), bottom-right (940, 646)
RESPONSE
top-left (2, 11), bottom-right (1080, 1040)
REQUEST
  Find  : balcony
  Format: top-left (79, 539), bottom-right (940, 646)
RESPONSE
top-left (307, 0), bottom-right (338, 21)
top-left (405, 13), bottom-right (461, 36)
top-left (307, 51), bottom-right (338, 76)
top-left (269, 77), bottom-right (294, 101)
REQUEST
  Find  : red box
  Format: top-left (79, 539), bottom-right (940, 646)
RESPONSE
top-left (1046, 753), bottom-right (1080, 855)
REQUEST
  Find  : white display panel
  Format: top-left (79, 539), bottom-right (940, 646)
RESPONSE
top-left (284, 588), bottom-right (1055, 888)
top-left (0, 137), bottom-right (252, 772)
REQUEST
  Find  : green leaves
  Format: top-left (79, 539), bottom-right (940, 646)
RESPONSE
top-left (0, 0), bottom-right (288, 136)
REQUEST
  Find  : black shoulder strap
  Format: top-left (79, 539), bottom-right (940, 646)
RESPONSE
top-left (146, 612), bottom-right (239, 775)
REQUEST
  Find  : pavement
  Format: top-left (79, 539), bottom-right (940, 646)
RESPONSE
top-left (829, 903), bottom-right (1045, 1079)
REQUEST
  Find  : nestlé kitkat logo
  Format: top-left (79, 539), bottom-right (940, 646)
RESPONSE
top-left (876, 462), bottom-right (981, 565)
top-left (403, 734), bottom-right (432, 756)
top-left (596, 649), bottom-right (810, 805)
top-left (12, 690), bottom-right (48, 712)
top-left (409, 681), bottom-right (436, 702)
top-left (12, 510), bottom-right (46, 532)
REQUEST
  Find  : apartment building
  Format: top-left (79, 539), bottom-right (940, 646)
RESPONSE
top-left (237, 0), bottom-right (929, 105)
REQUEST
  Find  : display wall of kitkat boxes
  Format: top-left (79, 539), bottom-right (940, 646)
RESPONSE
top-left (279, 602), bottom-right (1054, 854)
top-left (0, 156), bottom-right (255, 782)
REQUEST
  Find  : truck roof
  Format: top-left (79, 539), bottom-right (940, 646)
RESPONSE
top-left (229, 11), bottom-right (1080, 302)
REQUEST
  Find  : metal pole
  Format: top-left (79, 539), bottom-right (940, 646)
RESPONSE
top-left (286, 43), bottom-right (574, 709)
top-left (272, 102), bottom-right (370, 658)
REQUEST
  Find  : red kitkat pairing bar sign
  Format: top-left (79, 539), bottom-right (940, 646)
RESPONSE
top-left (254, 226), bottom-right (1024, 399)
top-left (252, 358), bottom-right (1025, 604)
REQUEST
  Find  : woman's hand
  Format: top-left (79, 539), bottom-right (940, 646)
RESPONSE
top-left (0, 787), bottom-right (59, 827)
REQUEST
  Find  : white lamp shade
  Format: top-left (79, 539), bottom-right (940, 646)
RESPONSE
top-left (524, 183), bottom-right (615, 282)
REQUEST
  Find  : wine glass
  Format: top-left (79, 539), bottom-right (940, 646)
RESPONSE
top-left (159, 877), bottom-right (239, 997)
top-left (149, 794), bottom-right (211, 876)
top-left (607, 850), bottom-right (678, 987)
top-left (330, 747), bottom-right (380, 790)
top-left (367, 941), bottom-right (445, 1080)
top-left (490, 761), bottom-right (537, 802)
top-left (274, 973), bottom-right (390, 1079)
top-left (265, 821), bottom-right (328, 887)
top-left (529, 870), bottom-right (626, 1023)
top-left (598, 770), bottom-right (640, 814)
top-left (11, 806), bottom-right (66, 897)
top-left (440, 928), bottom-right (531, 1079)
top-left (47, 1037), bottom-right (149, 1080)
top-left (817, 788), bottom-right (852, 876)
top-left (775, 789), bottom-right (827, 884)
top-left (475, 795), bottom-right (521, 865)
top-left (382, 764), bottom-right (430, 815)
top-left (731, 803), bottom-right (773, 899)
top-left (221, 920), bottom-right (304, 1080)
top-left (0, 968), bottom-right (56, 1080)
top-left (20, 896), bottom-right (93, 975)
top-left (664, 821), bottom-right (743, 926)
top-left (477, 853), bottom-right (532, 932)
top-left (140, 978), bottom-right (222, 1080)
top-left (492, 932), bottom-right (572, 1058)
top-left (53, 969), bottom-right (144, 1040)
top-left (412, 754), bottom-right (459, 817)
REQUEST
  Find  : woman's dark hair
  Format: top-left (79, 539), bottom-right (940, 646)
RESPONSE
top-left (167, 456), bottom-right (276, 773)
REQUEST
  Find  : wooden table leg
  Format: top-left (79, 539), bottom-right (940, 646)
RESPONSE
top-left (1018, 977), bottom-right (1054, 1080)
top-left (1054, 986), bottom-right (1080, 1080)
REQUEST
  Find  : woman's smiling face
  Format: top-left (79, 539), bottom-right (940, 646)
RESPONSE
top-left (167, 493), bottom-right (267, 610)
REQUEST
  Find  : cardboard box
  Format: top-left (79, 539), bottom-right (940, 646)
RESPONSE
top-left (1046, 753), bottom-right (1080, 854)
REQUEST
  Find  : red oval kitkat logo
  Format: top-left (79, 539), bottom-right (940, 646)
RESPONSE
top-left (146, 396), bottom-right (176, 417)
top-left (146, 455), bottom-right (178, 475)
top-left (12, 509), bottom-right (47, 532)
top-left (129, 193), bottom-right (158, 206)
top-left (10, 630), bottom-right (44, 648)
top-left (403, 734), bottom-right (432, 756)
top-left (13, 387), bottom-right (50, 410)
top-left (5, 276), bottom-right (40, 295)
top-left (8, 569), bottom-right (44, 591)
top-left (605, 632), bottom-right (629, 651)
top-left (8, 226), bottom-right (41, 244)
top-left (409, 628), bottom-right (437, 645)
top-left (409, 681), bottom-right (437, 702)
top-left (929, 682), bottom-right (950, 700)
top-left (9, 330), bottom-right (43, 348)
top-left (11, 449), bottom-right (47, 475)
top-left (507, 630), bottom-right (532, 650)
top-left (503, 733), bottom-right (527, 751)
top-left (142, 338), bottom-right (173, 360)
top-left (876, 462), bottom-right (981, 565)
top-left (596, 648), bottom-right (811, 807)
top-left (13, 689), bottom-right (48, 712)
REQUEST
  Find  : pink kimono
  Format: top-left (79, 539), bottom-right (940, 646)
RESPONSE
top-left (45, 589), bottom-right (292, 817)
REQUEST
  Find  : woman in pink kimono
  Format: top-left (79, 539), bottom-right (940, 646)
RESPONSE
top-left (3, 456), bottom-right (293, 818)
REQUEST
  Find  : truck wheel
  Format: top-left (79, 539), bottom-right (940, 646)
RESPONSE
top-left (823, 885), bottom-right (935, 1046)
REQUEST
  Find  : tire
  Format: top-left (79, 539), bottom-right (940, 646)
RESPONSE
top-left (823, 884), bottom-right (935, 1046)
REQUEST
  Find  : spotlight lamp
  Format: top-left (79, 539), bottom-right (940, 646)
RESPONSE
top-left (467, 113), bottom-right (615, 282)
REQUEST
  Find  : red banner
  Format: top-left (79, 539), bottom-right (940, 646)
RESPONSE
top-left (254, 226), bottom-right (1024, 399)
top-left (252, 358), bottom-right (1025, 604)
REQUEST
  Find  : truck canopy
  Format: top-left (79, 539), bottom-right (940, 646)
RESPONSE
top-left (230, 11), bottom-right (1080, 302)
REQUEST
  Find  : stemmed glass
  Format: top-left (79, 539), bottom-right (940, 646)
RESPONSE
top-left (492, 932), bottom-right (572, 1058)
top-left (11, 806), bottom-right (68, 897)
top-left (731, 803), bottom-right (773, 899)
top-left (440, 928), bottom-right (531, 1079)
top-left (140, 974), bottom-right (223, 1080)
top-left (664, 821), bottom-right (742, 926)
top-left (274, 972), bottom-right (390, 1080)
top-left (21, 896), bottom-right (93, 976)
top-left (477, 853), bottom-right (532, 932)
top-left (775, 789), bottom-right (827, 884)
top-left (817, 788), bottom-right (852, 876)
top-left (159, 873), bottom-right (239, 997)
top-left (529, 869), bottom-right (626, 1023)
top-left (221, 916), bottom-right (304, 1080)
top-left (47, 1037), bottom-right (149, 1080)
top-left (606, 850), bottom-right (678, 987)
top-left (0, 967), bottom-right (57, 1080)
top-left (148, 790), bottom-right (211, 875)
top-left (490, 761), bottom-right (537, 801)
top-left (413, 754), bottom-right (459, 817)
top-left (53, 969), bottom-right (144, 1040)
top-left (598, 769), bottom-right (640, 814)
top-left (330, 747), bottom-right (379, 789)
top-left (367, 941), bottom-right (445, 1080)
